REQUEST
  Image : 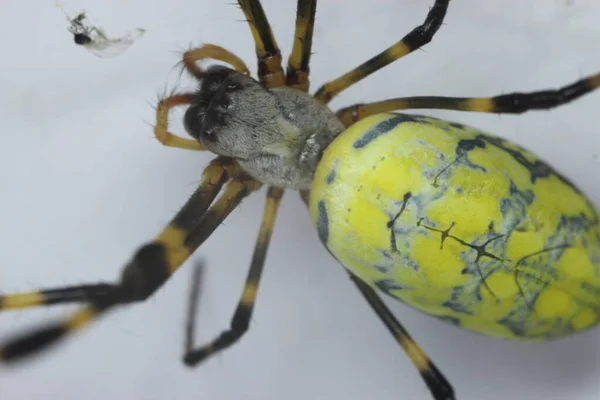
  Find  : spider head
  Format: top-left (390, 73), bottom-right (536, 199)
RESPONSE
top-left (184, 65), bottom-right (283, 156)
top-left (184, 65), bottom-right (344, 189)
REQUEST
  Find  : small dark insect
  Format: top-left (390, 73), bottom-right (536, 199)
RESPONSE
top-left (67, 12), bottom-right (93, 45)
top-left (72, 33), bottom-right (92, 45)
top-left (63, 10), bottom-right (145, 58)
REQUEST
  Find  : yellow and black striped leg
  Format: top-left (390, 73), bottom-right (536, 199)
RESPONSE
top-left (182, 44), bottom-right (250, 78)
top-left (351, 274), bottom-right (455, 400)
top-left (286, 0), bottom-right (317, 92)
top-left (183, 186), bottom-right (284, 365)
top-left (155, 93), bottom-right (206, 150)
top-left (336, 71), bottom-right (600, 126)
top-left (237, 0), bottom-right (285, 87)
top-left (296, 190), bottom-right (453, 399)
top-left (314, 0), bottom-right (449, 104)
top-left (0, 156), bottom-right (236, 312)
top-left (0, 158), bottom-right (263, 362)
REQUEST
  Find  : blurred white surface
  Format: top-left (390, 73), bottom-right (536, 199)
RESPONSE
top-left (1, 1), bottom-right (599, 399)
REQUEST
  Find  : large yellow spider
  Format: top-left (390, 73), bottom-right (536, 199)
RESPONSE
top-left (1, 1), bottom-right (600, 399)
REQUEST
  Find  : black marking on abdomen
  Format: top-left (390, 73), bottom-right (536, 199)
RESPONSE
top-left (448, 122), bottom-right (467, 130)
top-left (433, 156), bottom-right (461, 188)
top-left (442, 300), bottom-right (472, 314)
top-left (417, 219), bottom-right (505, 299)
top-left (375, 279), bottom-right (410, 294)
top-left (513, 244), bottom-right (570, 310)
top-left (417, 219), bottom-right (455, 249)
top-left (432, 138), bottom-right (487, 187)
top-left (353, 114), bottom-right (421, 149)
top-left (325, 158), bottom-right (339, 185)
top-left (387, 192), bottom-right (412, 253)
top-left (316, 200), bottom-right (330, 246)
top-left (476, 134), bottom-right (582, 191)
top-left (373, 264), bottom-right (391, 273)
top-left (437, 315), bottom-right (462, 326)
top-left (458, 138), bottom-right (486, 152)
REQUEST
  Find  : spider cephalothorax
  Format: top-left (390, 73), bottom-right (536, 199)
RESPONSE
top-left (184, 65), bottom-right (344, 189)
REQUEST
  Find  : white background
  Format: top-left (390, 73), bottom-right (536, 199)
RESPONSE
top-left (1, 0), bottom-right (600, 399)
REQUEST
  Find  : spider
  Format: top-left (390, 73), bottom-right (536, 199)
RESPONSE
top-left (2, 1), bottom-right (600, 399)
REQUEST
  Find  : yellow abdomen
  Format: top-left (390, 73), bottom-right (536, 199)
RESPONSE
top-left (310, 113), bottom-right (600, 340)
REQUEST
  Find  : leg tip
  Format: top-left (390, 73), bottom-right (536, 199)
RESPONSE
top-left (182, 350), bottom-right (209, 367)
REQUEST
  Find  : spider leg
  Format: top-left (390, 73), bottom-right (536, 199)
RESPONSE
top-left (336, 71), bottom-right (600, 126)
top-left (184, 260), bottom-right (206, 355)
top-left (0, 158), bottom-right (263, 362)
top-left (286, 0), bottom-right (318, 92)
top-left (0, 157), bottom-right (237, 310)
top-left (154, 93), bottom-right (206, 151)
top-left (297, 189), bottom-right (454, 399)
top-left (351, 275), bottom-right (455, 400)
top-left (0, 284), bottom-right (117, 310)
top-left (157, 44), bottom-right (251, 151)
top-left (182, 44), bottom-right (250, 78)
top-left (313, 0), bottom-right (449, 104)
top-left (183, 187), bottom-right (284, 365)
top-left (237, 0), bottom-right (285, 87)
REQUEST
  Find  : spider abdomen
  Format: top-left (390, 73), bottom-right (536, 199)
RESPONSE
top-left (310, 112), bottom-right (600, 340)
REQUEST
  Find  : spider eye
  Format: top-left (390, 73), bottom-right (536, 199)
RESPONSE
top-left (183, 103), bottom-right (206, 139)
top-left (226, 82), bottom-right (240, 91)
top-left (209, 92), bottom-right (231, 114)
top-left (209, 82), bottom-right (221, 93)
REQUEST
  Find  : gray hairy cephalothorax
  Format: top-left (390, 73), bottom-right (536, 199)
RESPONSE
top-left (183, 65), bottom-right (345, 189)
